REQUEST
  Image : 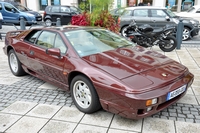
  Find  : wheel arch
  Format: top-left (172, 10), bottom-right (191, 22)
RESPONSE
top-left (68, 71), bottom-right (94, 90)
top-left (44, 16), bottom-right (52, 21)
top-left (120, 24), bottom-right (129, 33)
top-left (6, 46), bottom-right (14, 55)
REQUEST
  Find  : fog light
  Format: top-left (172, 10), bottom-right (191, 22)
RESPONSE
top-left (146, 98), bottom-right (157, 106)
top-left (147, 107), bottom-right (152, 112)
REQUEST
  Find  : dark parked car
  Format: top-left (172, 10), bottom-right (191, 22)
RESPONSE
top-left (43, 5), bottom-right (81, 26)
top-left (118, 6), bottom-right (199, 41)
top-left (0, 1), bottom-right (42, 25)
top-left (3, 26), bottom-right (194, 119)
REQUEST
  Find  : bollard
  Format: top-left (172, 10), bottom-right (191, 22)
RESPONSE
top-left (20, 17), bottom-right (26, 30)
top-left (56, 18), bottom-right (61, 27)
top-left (176, 19), bottom-right (183, 49)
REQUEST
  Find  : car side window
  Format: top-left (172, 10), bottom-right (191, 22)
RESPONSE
top-left (134, 9), bottom-right (148, 17)
top-left (4, 3), bottom-right (13, 12)
top-left (24, 30), bottom-right (42, 44)
top-left (197, 8), bottom-right (200, 13)
top-left (36, 31), bottom-right (56, 48)
top-left (122, 10), bottom-right (133, 16)
top-left (151, 10), bottom-right (167, 17)
top-left (51, 6), bottom-right (59, 13)
top-left (54, 34), bottom-right (67, 54)
top-left (61, 7), bottom-right (70, 13)
top-left (0, 4), bottom-right (2, 10)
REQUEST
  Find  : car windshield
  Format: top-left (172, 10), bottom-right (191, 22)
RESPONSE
top-left (14, 4), bottom-right (29, 11)
top-left (65, 29), bottom-right (135, 57)
top-left (121, 10), bottom-right (132, 16)
top-left (70, 6), bottom-right (81, 13)
top-left (166, 9), bottom-right (177, 17)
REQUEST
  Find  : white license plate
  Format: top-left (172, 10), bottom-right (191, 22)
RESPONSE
top-left (166, 84), bottom-right (187, 101)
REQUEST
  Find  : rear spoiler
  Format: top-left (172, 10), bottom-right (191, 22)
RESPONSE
top-left (6, 30), bottom-right (25, 38)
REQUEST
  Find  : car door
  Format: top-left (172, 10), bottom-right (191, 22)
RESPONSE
top-left (28, 30), bottom-right (68, 83)
top-left (50, 6), bottom-right (61, 23)
top-left (149, 9), bottom-right (173, 28)
top-left (132, 9), bottom-right (151, 26)
top-left (2, 3), bottom-right (19, 23)
top-left (60, 6), bottom-right (72, 25)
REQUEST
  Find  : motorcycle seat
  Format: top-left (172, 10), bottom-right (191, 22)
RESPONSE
top-left (152, 28), bottom-right (164, 33)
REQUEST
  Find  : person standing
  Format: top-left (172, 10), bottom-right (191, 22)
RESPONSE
top-left (138, 0), bottom-right (144, 6)
top-left (166, 3), bottom-right (171, 9)
top-left (148, 3), bottom-right (151, 6)
top-left (0, 12), bottom-right (3, 29)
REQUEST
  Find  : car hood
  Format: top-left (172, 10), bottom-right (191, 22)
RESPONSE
top-left (176, 15), bottom-right (199, 22)
top-left (82, 46), bottom-right (187, 80)
top-left (25, 11), bottom-right (41, 16)
top-left (176, 13), bottom-right (200, 22)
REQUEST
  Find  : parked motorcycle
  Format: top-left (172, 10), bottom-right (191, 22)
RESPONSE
top-left (124, 20), bottom-right (177, 52)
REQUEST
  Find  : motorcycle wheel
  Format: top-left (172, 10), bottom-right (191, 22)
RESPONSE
top-left (159, 36), bottom-right (177, 52)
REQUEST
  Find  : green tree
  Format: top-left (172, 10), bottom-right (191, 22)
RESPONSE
top-left (89, 0), bottom-right (114, 25)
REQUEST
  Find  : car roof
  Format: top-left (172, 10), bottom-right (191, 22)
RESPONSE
top-left (124, 6), bottom-right (167, 10)
top-left (33, 25), bottom-right (103, 32)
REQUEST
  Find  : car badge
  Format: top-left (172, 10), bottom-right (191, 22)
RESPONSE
top-left (162, 73), bottom-right (167, 77)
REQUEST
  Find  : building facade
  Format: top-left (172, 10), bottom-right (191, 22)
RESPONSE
top-left (115, 0), bottom-right (199, 12)
top-left (7, 0), bottom-right (200, 13)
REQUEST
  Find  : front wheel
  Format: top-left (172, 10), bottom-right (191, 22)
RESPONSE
top-left (159, 36), bottom-right (177, 52)
top-left (121, 26), bottom-right (129, 37)
top-left (70, 75), bottom-right (101, 114)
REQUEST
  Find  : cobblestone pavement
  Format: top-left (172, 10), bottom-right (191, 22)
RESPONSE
top-left (1, 40), bottom-right (200, 133)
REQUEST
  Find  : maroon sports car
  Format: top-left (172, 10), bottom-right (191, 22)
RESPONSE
top-left (3, 26), bottom-right (194, 119)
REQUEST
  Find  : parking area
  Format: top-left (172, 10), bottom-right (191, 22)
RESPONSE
top-left (0, 39), bottom-right (200, 132)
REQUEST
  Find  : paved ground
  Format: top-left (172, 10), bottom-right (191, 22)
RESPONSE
top-left (1, 39), bottom-right (200, 133)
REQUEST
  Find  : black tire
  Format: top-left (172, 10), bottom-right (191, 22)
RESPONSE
top-left (70, 75), bottom-right (101, 114)
top-left (8, 49), bottom-right (26, 76)
top-left (45, 19), bottom-right (52, 27)
top-left (159, 36), bottom-right (177, 52)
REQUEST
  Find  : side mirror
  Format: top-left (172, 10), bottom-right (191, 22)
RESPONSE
top-left (11, 9), bottom-right (15, 13)
top-left (165, 16), bottom-right (170, 21)
top-left (46, 48), bottom-right (61, 58)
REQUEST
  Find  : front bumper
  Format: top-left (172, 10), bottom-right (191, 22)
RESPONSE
top-left (191, 24), bottom-right (200, 37)
top-left (98, 72), bottom-right (194, 119)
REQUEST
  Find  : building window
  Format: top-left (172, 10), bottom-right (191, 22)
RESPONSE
top-left (40, 0), bottom-right (48, 10)
top-left (51, 0), bottom-right (60, 5)
top-left (128, 0), bottom-right (137, 6)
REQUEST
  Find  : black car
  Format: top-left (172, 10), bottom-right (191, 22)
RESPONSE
top-left (43, 5), bottom-right (81, 26)
top-left (118, 6), bottom-right (199, 41)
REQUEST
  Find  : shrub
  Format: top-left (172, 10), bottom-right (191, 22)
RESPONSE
top-left (71, 10), bottom-right (119, 33)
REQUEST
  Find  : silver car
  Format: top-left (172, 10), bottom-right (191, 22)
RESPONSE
top-left (118, 6), bottom-right (199, 41)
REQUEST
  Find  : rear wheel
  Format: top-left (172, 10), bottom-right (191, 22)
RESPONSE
top-left (159, 36), bottom-right (177, 52)
top-left (45, 19), bottom-right (52, 26)
top-left (8, 49), bottom-right (26, 76)
top-left (70, 75), bottom-right (101, 114)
